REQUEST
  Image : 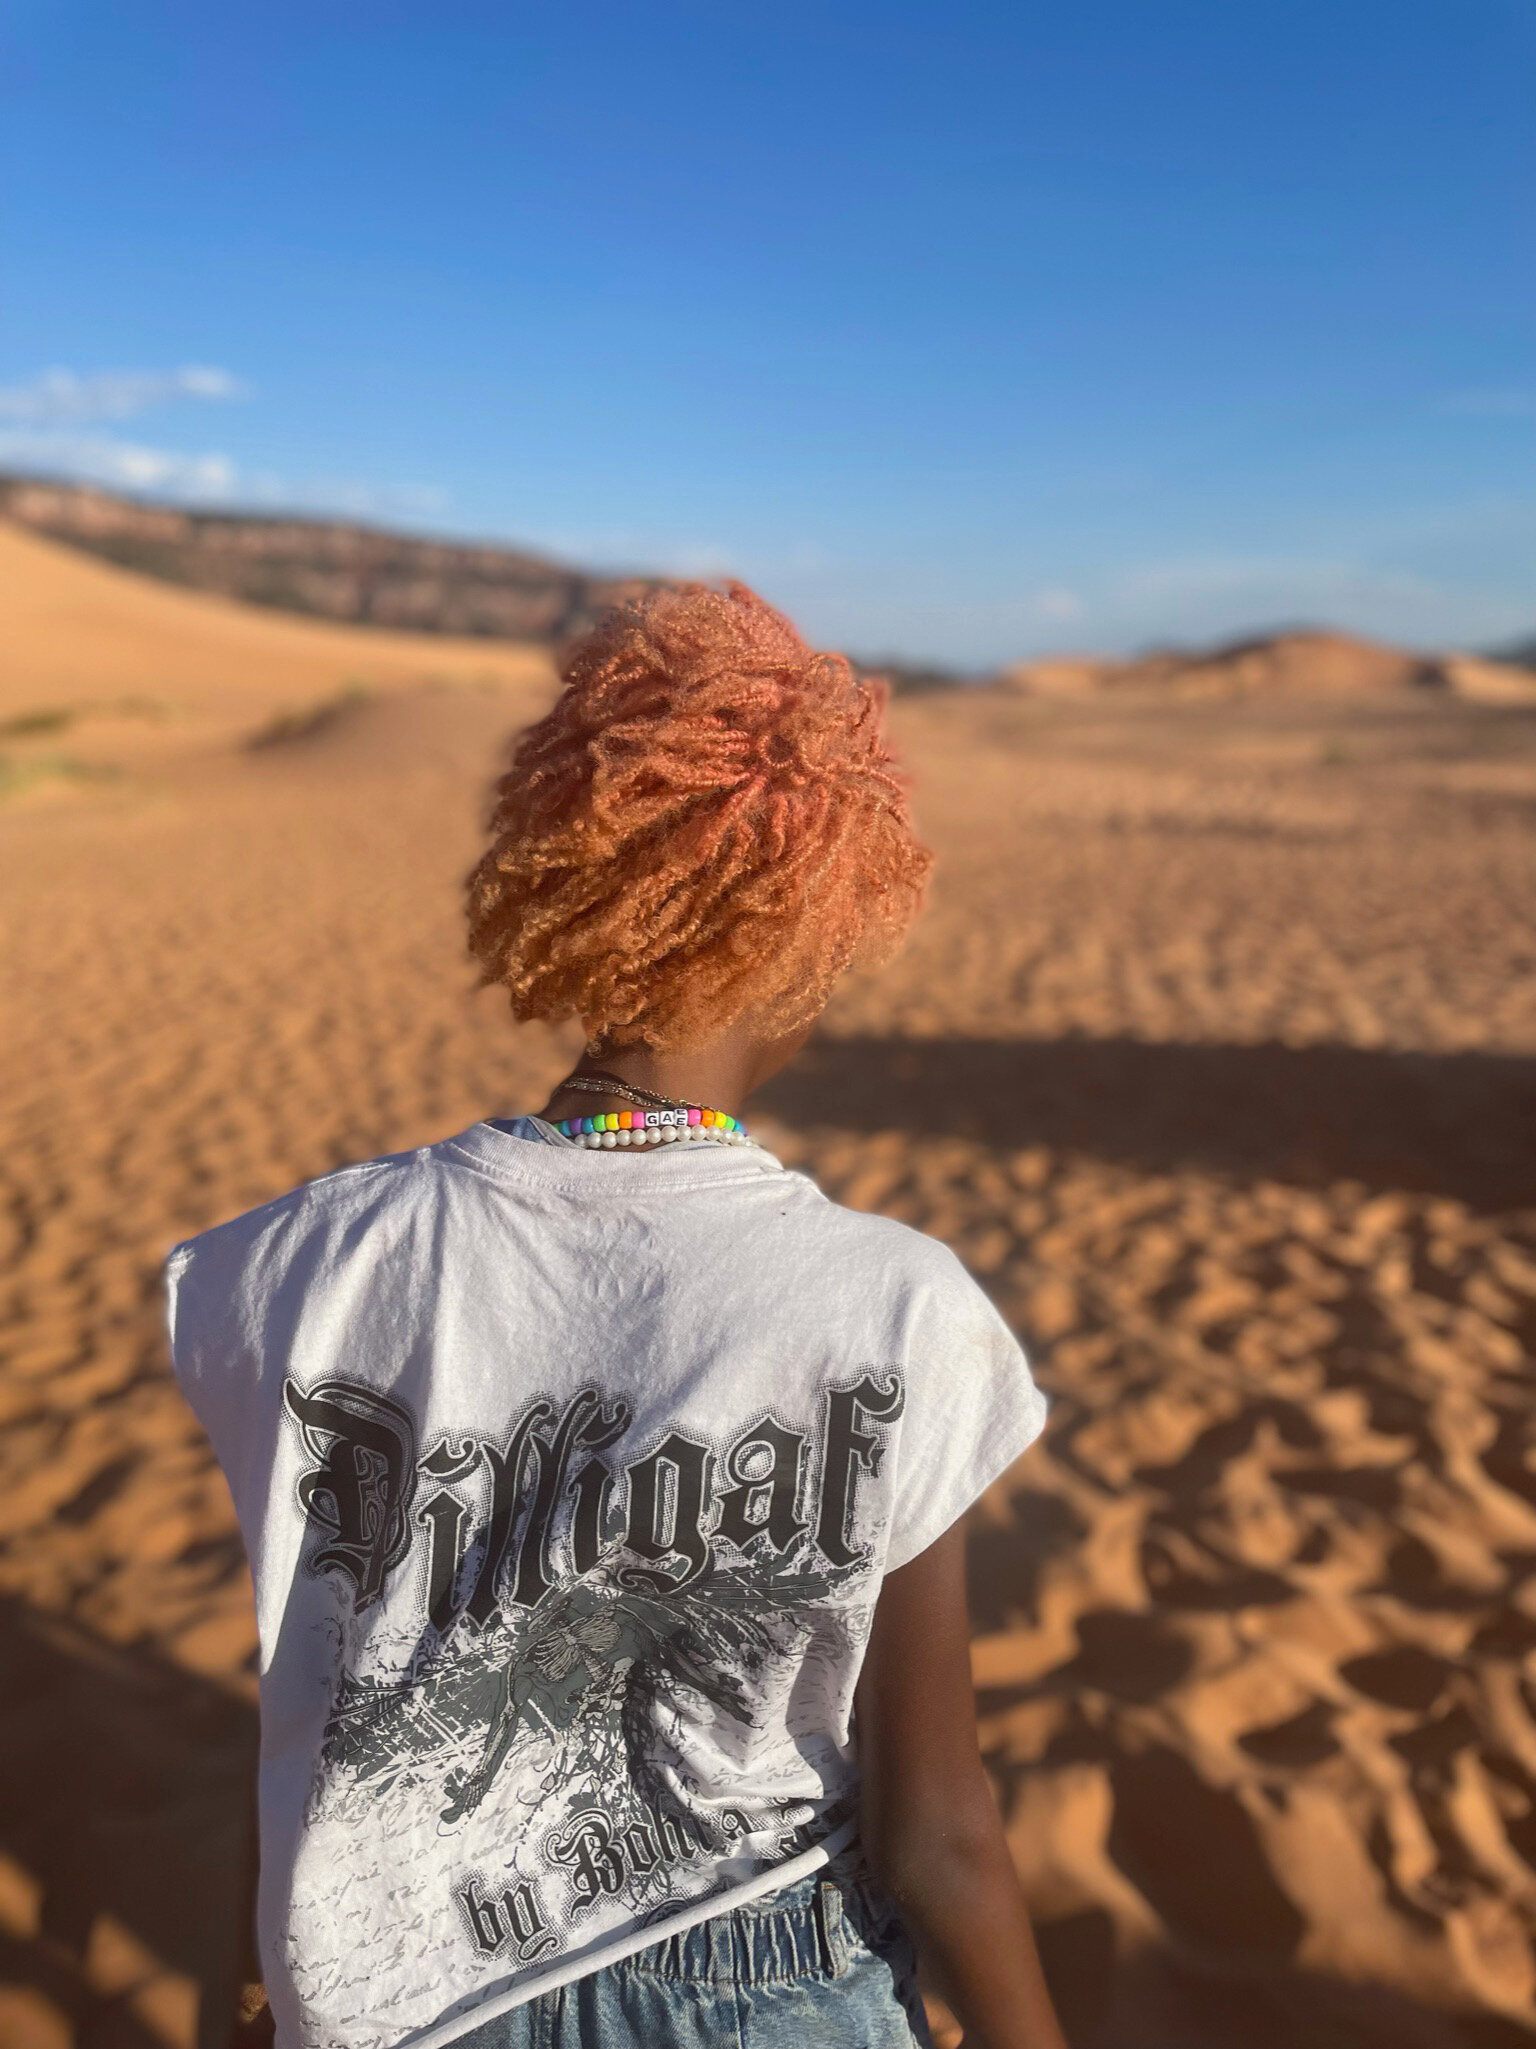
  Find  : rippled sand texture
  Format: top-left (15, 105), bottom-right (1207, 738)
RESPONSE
top-left (3, 529), bottom-right (1535, 2048)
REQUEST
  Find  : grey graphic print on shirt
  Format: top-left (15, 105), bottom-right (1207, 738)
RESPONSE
top-left (280, 1371), bottom-right (905, 1981)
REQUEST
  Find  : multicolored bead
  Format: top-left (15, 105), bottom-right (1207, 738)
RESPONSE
top-left (551, 1100), bottom-right (752, 1149)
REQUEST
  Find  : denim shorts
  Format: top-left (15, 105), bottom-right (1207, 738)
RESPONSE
top-left (453, 1855), bottom-right (935, 2048)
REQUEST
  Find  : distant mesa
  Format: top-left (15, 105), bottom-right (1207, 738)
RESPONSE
top-left (996, 628), bottom-right (1536, 703)
top-left (0, 474), bottom-right (660, 645)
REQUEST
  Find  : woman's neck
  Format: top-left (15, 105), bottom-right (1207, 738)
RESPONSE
top-left (540, 1040), bottom-right (758, 1128)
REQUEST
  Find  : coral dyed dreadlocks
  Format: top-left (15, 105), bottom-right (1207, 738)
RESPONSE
top-left (466, 583), bottom-right (933, 1051)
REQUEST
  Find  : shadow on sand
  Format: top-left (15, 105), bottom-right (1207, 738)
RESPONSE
top-left (0, 1595), bottom-right (257, 2049)
top-left (760, 1032), bottom-right (1536, 1212)
top-left (1035, 1911), bottom-right (1536, 2049)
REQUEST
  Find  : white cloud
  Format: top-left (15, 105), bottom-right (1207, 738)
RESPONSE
top-left (0, 430), bottom-right (448, 520)
top-left (241, 473), bottom-right (451, 521)
top-left (0, 430), bottom-right (237, 499)
top-left (532, 526), bottom-right (740, 575)
top-left (0, 362), bottom-right (447, 521)
top-left (1114, 555), bottom-right (1441, 612)
top-left (0, 363), bottom-right (248, 427)
top-left (0, 363), bottom-right (251, 502)
top-left (1027, 585), bottom-right (1085, 625)
top-left (1075, 552), bottom-right (1534, 654)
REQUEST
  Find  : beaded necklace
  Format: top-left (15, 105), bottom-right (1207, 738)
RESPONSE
top-left (548, 1070), bottom-right (754, 1151)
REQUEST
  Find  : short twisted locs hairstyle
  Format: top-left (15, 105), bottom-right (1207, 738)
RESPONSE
top-left (465, 582), bottom-right (933, 1051)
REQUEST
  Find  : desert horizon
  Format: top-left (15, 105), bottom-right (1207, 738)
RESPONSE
top-left (3, 519), bottom-right (1535, 2046)
top-left (6, 471), bottom-right (1536, 692)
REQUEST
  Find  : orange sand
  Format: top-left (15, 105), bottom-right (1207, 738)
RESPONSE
top-left (3, 529), bottom-right (1536, 2047)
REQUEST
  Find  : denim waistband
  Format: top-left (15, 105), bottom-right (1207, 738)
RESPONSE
top-left (621, 1855), bottom-right (896, 1987)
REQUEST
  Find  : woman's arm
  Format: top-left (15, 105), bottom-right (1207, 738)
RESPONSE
top-left (856, 1522), bottom-right (1068, 2049)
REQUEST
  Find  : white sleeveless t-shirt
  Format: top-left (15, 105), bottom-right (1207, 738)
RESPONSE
top-left (165, 1119), bottom-right (1045, 2049)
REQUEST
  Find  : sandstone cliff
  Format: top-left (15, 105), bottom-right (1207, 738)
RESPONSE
top-left (0, 475), bottom-right (659, 643)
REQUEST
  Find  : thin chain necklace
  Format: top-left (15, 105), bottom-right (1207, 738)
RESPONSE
top-left (559, 1070), bottom-right (707, 1112)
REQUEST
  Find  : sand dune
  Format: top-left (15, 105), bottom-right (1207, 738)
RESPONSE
top-left (998, 628), bottom-right (1536, 705)
top-left (0, 521), bottom-right (554, 751)
top-left (3, 534), bottom-right (1536, 2047)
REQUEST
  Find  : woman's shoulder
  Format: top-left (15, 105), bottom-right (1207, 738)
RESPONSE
top-left (164, 1141), bottom-right (439, 1278)
top-left (763, 1167), bottom-right (988, 1300)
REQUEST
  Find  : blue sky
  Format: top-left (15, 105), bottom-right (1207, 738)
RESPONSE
top-left (3, 1), bottom-right (1532, 663)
